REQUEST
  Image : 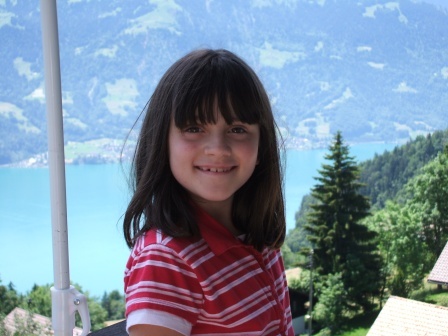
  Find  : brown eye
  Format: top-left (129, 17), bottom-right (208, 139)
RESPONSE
top-left (184, 126), bottom-right (202, 133)
top-left (230, 127), bottom-right (247, 134)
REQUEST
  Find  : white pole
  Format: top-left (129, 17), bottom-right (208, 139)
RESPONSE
top-left (308, 249), bottom-right (313, 336)
top-left (40, 0), bottom-right (70, 297)
top-left (40, 2), bottom-right (91, 335)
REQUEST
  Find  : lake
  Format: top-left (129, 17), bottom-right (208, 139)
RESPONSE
top-left (0, 143), bottom-right (395, 297)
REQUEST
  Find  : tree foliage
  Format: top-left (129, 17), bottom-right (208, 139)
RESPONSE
top-left (405, 147), bottom-right (448, 260)
top-left (0, 280), bottom-right (22, 316)
top-left (27, 284), bottom-right (52, 318)
top-left (302, 132), bottom-right (382, 314)
top-left (23, 283), bottom-right (108, 331)
top-left (359, 130), bottom-right (448, 208)
top-left (286, 129), bottom-right (448, 265)
top-left (0, 277), bottom-right (125, 333)
top-left (364, 201), bottom-right (430, 298)
top-left (101, 290), bottom-right (125, 321)
top-left (281, 243), bottom-right (302, 269)
top-left (313, 273), bottom-right (346, 334)
top-left (285, 130), bottom-right (448, 334)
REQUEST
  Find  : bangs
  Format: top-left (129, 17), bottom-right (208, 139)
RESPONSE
top-left (172, 53), bottom-right (264, 128)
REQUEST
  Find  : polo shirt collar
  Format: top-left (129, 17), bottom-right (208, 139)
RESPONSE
top-left (194, 206), bottom-right (243, 256)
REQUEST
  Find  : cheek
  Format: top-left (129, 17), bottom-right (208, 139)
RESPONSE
top-left (168, 149), bottom-right (184, 187)
top-left (168, 138), bottom-right (197, 180)
top-left (246, 139), bottom-right (260, 165)
top-left (170, 141), bottom-right (195, 161)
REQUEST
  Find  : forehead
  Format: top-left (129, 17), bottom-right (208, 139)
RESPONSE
top-left (173, 93), bottom-right (259, 128)
top-left (194, 106), bottom-right (242, 123)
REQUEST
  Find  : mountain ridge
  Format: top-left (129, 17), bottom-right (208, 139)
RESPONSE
top-left (1, 0), bottom-right (448, 164)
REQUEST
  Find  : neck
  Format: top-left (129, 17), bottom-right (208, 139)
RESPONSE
top-left (193, 198), bottom-right (241, 236)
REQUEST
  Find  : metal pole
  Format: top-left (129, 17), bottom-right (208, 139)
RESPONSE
top-left (308, 249), bottom-right (313, 336)
top-left (40, 1), bottom-right (71, 335)
top-left (40, 0), bottom-right (70, 300)
top-left (40, 2), bottom-right (91, 334)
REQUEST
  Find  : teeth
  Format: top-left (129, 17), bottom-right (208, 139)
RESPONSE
top-left (201, 167), bottom-right (230, 173)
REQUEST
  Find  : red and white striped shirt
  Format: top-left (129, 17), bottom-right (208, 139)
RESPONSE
top-left (124, 208), bottom-right (294, 335)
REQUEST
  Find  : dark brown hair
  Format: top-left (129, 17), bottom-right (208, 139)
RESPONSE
top-left (123, 49), bottom-right (285, 251)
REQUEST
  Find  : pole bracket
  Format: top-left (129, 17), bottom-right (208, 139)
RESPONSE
top-left (51, 286), bottom-right (91, 336)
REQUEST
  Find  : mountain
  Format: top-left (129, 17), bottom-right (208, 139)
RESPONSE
top-left (1, 0), bottom-right (448, 164)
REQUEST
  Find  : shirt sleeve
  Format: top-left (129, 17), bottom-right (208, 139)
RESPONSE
top-left (124, 239), bottom-right (204, 326)
top-left (126, 309), bottom-right (192, 335)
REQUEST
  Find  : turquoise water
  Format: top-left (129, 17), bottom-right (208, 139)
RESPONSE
top-left (0, 143), bottom-right (395, 296)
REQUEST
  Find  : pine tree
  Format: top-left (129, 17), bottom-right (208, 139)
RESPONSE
top-left (303, 131), bottom-right (382, 312)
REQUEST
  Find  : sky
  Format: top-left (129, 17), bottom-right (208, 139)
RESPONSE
top-left (420, 0), bottom-right (448, 9)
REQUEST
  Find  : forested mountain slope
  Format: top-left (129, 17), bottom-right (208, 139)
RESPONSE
top-left (359, 128), bottom-right (448, 208)
top-left (285, 128), bottom-right (448, 253)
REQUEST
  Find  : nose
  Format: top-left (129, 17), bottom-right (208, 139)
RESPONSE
top-left (204, 133), bottom-right (231, 157)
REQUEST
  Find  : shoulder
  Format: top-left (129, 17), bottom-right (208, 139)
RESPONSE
top-left (262, 247), bottom-right (287, 281)
top-left (262, 247), bottom-right (283, 265)
top-left (132, 229), bottom-right (200, 257)
top-left (124, 230), bottom-right (205, 324)
top-left (124, 229), bottom-right (207, 277)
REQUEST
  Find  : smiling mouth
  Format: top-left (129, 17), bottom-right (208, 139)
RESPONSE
top-left (197, 167), bottom-right (234, 173)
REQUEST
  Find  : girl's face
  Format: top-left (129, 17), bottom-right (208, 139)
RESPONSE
top-left (168, 110), bottom-right (260, 210)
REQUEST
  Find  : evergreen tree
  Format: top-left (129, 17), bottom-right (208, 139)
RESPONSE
top-left (101, 290), bottom-right (125, 320)
top-left (359, 129), bottom-right (448, 208)
top-left (0, 279), bottom-right (22, 315)
top-left (303, 131), bottom-right (382, 312)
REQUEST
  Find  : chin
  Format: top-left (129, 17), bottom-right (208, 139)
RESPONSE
top-left (193, 194), bottom-right (233, 204)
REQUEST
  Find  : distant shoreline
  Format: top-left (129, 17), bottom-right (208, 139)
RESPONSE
top-left (1, 137), bottom-right (402, 169)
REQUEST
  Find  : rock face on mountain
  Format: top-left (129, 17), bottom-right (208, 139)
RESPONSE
top-left (1, 0), bottom-right (448, 164)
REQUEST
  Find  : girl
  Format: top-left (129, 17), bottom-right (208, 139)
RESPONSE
top-left (123, 49), bottom-right (294, 336)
